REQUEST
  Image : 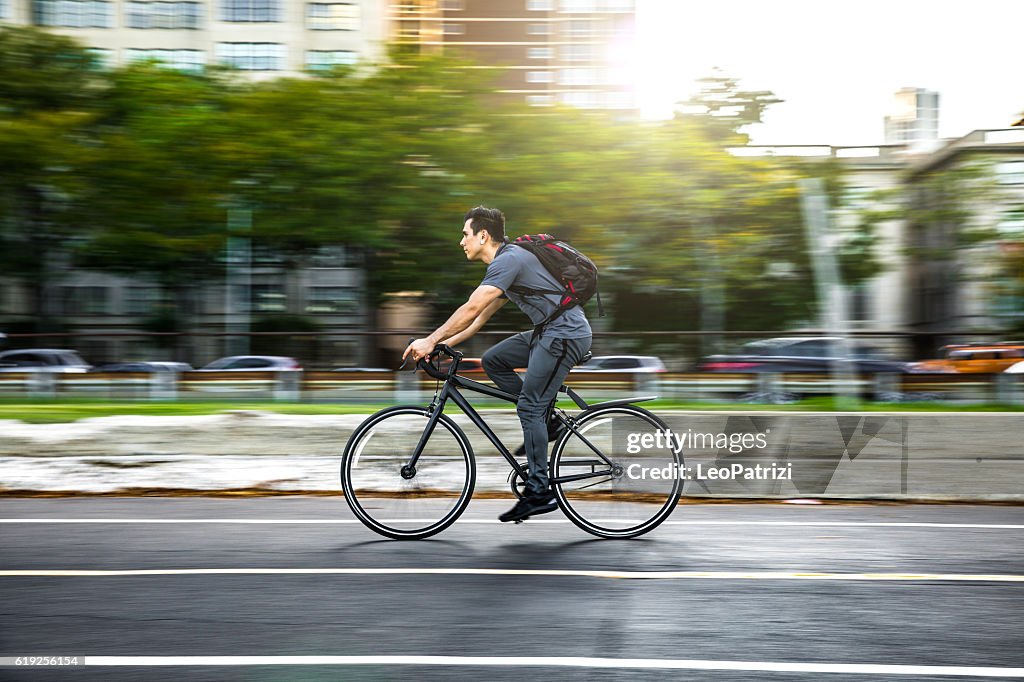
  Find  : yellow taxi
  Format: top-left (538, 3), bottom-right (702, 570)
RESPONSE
top-left (912, 343), bottom-right (1024, 373)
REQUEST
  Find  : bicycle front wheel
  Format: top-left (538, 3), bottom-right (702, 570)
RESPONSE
top-left (551, 405), bottom-right (681, 539)
top-left (341, 406), bottom-right (475, 540)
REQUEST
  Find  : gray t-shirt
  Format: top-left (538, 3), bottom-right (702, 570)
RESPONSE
top-left (480, 243), bottom-right (591, 339)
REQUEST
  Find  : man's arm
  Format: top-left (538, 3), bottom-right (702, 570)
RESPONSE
top-left (442, 296), bottom-right (507, 347)
top-left (403, 285), bottom-right (505, 361)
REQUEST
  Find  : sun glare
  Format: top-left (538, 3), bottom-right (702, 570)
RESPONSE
top-left (632, 0), bottom-right (707, 120)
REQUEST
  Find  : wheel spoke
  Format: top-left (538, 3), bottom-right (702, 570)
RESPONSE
top-left (342, 408), bottom-right (474, 540)
top-left (552, 405), bottom-right (681, 538)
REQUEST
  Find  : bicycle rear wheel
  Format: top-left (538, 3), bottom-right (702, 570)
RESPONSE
top-left (341, 406), bottom-right (475, 540)
top-left (551, 405), bottom-right (681, 539)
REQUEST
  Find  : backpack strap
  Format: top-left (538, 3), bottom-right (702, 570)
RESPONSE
top-left (507, 284), bottom-right (564, 298)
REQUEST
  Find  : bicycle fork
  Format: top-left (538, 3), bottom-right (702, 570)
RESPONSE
top-left (401, 385), bottom-right (451, 479)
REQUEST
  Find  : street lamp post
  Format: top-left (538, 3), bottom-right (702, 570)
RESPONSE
top-left (226, 196), bottom-right (252, 357)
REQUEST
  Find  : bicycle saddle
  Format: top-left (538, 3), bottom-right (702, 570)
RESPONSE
top-left (578, 351), bottom-right (593, 366)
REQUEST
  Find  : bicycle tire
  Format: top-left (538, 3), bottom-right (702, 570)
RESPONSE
top-left (551, 404), bottom-right (681, 539)
top-left (341, 405), bottom-right (475, 540)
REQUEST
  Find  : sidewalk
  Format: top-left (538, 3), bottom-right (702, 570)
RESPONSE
top-left (1, 410), bottom-right (1022, 500)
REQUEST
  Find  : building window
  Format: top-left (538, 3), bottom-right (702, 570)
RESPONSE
top-left (124, 286), bottom-right (162, 315)
top-left (220, 0), bottom-right (279, 22)
top-left (307, 2), bottom-right (359, 30)
top-left (527, 47), bottom-right (553, 59)
top-left (217, 43), bottom-right (285, 71)
top-left (526, 22), bottom-right (551, 35)
top-left (306, 50), bottom-right (356, 70)
top-left (126, 48), bottom-right (205, 72)
top-left (526, 94), bottom-right (554, 107)
top-left (126, 1), bottom-right (201, 29)
top-left (33, 1), bottom-right (113, 28)
top-left (526, 71), bottom-right (554, 83)
top-left (310, 245), bottom-right (360, 267)
top-left (0, 0), bottom-right (8, 19)
top-left (250, 284), bottom-right (286, 313)
top-left (87, 47), bottom-right (115, 68)
top-left (63, 287), bottom-right (111, 315)
top-left (439, 0), bottom-right (463, 9)
top-left (997, 209), bottom-right (1024, 237)
top-left (306, 287), bottom-right (358, 315)
top-left (442, 22), bottom-right (463, 35)
top-left (528, 0), bottom-right (554, 9)
top-left (996, 160), bottom-right (1024, 185)
top-left (565, 19), bottom-right (599, 36)
top-left (561, 44), bottom-right (593, 61)
top-left (842, 186), bottom-right (873, 210)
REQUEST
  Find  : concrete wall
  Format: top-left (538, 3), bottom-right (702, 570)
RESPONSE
top-left (0, 410), bottom-right (1021, 500)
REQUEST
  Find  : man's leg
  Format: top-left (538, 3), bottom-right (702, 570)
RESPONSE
top-left (517, 337), bottom-right (590, 496)
top-left (481, 332), bottom-right (531, 396)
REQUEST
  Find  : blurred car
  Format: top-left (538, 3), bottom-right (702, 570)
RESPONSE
top-left (572, 355), bottom-right (666, 373)
top-left (0, 348), bottom-right (91, 373)
top-left (698, 337), bottom-right (908, 373)
top-left (197, 355), bottom-right (301, 371)
top-left (1005, 360), bottom-right (1024, 374)
top-left (911, 343), bottom-right (1024, 374)
top-left (92, 361), bottom-right (193, 373)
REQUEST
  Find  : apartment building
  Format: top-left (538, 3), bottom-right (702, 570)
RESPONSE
top-left (733, 126), bottom-right (1024, 354)
top-left (905, 128), bottom-right (1024, 341)
top-left (0, 0), bottom-right (388, 75)
top-left (390, 0), bottom-right (636, 110)
top-left (884, 87), bottom-right (940, 151)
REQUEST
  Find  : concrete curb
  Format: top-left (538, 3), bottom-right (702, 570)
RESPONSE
top-left (0, 411), bottom-right (1021, 501)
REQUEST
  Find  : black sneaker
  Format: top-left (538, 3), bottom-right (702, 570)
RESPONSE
top-left (499, 490), bottom-right (557, 523)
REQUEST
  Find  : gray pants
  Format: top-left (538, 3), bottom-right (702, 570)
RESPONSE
top-left (482, 331), bottom-right (592, 496)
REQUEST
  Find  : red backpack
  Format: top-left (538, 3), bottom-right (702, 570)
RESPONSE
top-left (508, 234), bottom-right (605, 338)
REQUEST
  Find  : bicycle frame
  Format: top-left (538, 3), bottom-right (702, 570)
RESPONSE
top-left (403, 352), bottom-right (655, 486)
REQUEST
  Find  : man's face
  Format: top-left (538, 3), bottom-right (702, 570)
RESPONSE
top-left (460, 219), bottom-right (485, 261)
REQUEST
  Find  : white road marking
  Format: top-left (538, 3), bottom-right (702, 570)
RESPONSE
top-left (2, 518), bottom-right (1023, 529)
top-left (2, 567), bottom-right (1022, 582)
top-left (74, 655), bottom-right (1024, 676)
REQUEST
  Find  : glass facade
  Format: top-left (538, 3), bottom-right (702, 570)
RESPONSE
top-left (216, 42), bottom-right (285, 70)
top-left (126, 2), bottom-right (202, 29)
top-left (307, 2), bottom-right (359, 30)
top-left (33, 0), bottom-right (113, 28)
top-left (220, 0), bottom-right (279, 23)
top-left (306, 49), bottom-right (357, 70)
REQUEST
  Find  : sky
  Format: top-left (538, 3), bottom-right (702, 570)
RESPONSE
top-left (632, 0), bottom-right (1024, 146)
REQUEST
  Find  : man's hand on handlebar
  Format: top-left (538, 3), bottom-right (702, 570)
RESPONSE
top-left (402, 337), bottom-right (435, 364)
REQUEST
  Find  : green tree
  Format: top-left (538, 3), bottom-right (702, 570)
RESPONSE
top-left (72, 61), bottom-right (241, 332)
top-left (211, 50), bottom-right (497, 310)
top-left (675, 69), bottom-right (783, 145)
top-left (0, 26), bottom-right (100, 327)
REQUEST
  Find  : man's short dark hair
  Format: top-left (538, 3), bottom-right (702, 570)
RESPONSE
top-left (464, 206), bottom-right (506, 244)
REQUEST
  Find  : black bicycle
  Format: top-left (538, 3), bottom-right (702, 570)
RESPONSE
top-left (340, 344), bottom-right (683, 540)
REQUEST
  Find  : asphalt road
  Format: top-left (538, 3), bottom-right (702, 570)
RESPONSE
top-left (1, 498), bottom-right (1023, 682)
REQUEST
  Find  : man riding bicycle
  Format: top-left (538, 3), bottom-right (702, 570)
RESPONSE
top-left (403, 207), bottom-right (592, 523)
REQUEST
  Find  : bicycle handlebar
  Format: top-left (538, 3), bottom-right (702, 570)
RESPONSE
top-left (400, 339), bottom-right (463, 380)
